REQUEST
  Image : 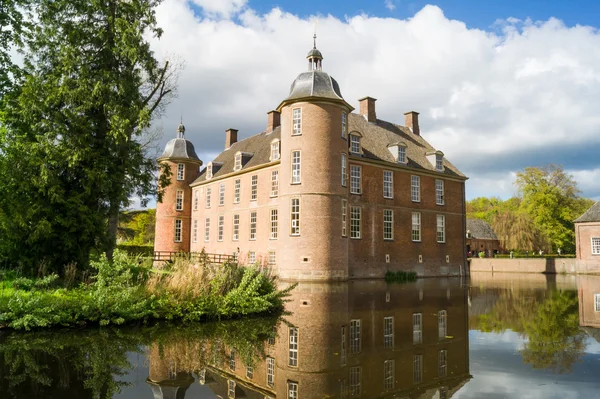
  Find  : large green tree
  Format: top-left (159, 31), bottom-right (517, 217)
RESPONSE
top-left (0, 0), bottom-right (175, 273)
top-left (0, 0), bottom-right (27, 96)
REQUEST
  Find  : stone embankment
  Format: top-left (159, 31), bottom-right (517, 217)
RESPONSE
top-left (469, 258), bottom-right (600, 274)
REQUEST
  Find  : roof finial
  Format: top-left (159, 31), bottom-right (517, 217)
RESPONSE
top-left (313, 18), bottom-right (318, 48)
top-left (177, 117), bottom-right (185, 138)
top-left (307, 20), bottom-right (323, 71)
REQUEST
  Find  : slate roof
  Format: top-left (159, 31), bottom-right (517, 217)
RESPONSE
top-left (159, 137), bottom-right (202, 163)
top-left (466, 218), bottom-right (498, 240)
top-left (192, 114), bottom-right (465, 185)
top-left (574, 201), bottom-right (600, 223)
top-left (284, 71), bottom-right (344, 103)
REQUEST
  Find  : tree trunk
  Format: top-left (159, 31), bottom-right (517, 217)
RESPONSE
top-left (106, 202), bottom-right (119, 260)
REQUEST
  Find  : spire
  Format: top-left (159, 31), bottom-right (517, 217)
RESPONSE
top-left (307, 28), bottom-right (323, 71)
top-left (176, 117), bottom-right (185, 138)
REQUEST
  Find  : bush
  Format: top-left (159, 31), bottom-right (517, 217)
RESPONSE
top-left (116, 244), bottom-right (154, 257)
top-left (385, 270), bottom-right (418, 283)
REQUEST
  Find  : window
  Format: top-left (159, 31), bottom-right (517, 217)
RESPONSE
top-left (250, 211), bottom-right (257, 240)
top-left (193, 219), bottom-right (198, 243)
top-left (234, 179), bottom-right (241, 203)
top-left (204, 218), bottom-right (210, 242)
top-left (411, 175), bottom-right (420, 202)
top-left (175, 190), bottom-right (183, 211)
top-left (342, 112), bottom-right (347, 138)
top-left (271, 141), bottom-right (280, 161)
top-left (436, 179), bottom-right (444, 205)
top-left (384, 360), bottom-right (395, 390)
top-left (413, 313), bottom-right (422, 344)
top-left (271, 209), bottom-right (278, 239)
top-left (595, 294), bottom-right (600, 312)
top-left (341, 153), bottom-right (347, 186)
top-left (266, 357), bottom-right (275, 387)
top-left (229, 350), bottom-right (236, 371)
top-left (350, 319), bottom-right (361, 353)
top-left (398, 146), bottom-right (406, 163)
top-left (350, 206), bottom-right (361, 239)
top-left (289, 327), bottom-right (298, 367)
top-left (174, 219), bottom-right (182, 242)
top-left (228, 380), bottom-right (236, 398)
top-left (271, 170), bottom-right (279, 197)
top-left (251, 175), bottom-right (258, 201)
top-left (437, 215), bottom-right (446, 243)
top-left (291, 198), bottom-right (300, 235)
top-left (438, 350), bottom-right (447, 378)
top-left (383, 210), bottom-right (393, 240)
top-left (246, 366), bottom-right (253, 379)
top-left (292, 108), bottom-right (302, 135)
top-left (341, 200), bottom-right (347, 237)
top-left (349, 366), bottom-right (361, 396)
top-left (248, 251), bottom-right (256, 264)
top-left (413, 355), bottom-right (423, 384)
top-left (206, 163), bottom-right (213, 179)
top-left (233, 214), bottom-right (240, 241)
top-left (593, 237), bottom-right (600, 255)
top-left (439, 387), bottom-right (449, 399)
top-left (206, 187), bottom-right (212, 208)
top-left (350, 134), bottom-right (361, 154)
top-left (218, 216), bottom-right (224, 241)
top-left (383, 170), bottom-right (393, 198)
top-left (194, 190), bottom-right (199, 210)
top-left (350, 165), bottom-right (361, 194)
top-left (384, 316), bottom-right (394, 348)
top-left (177, 163), bottom-right (185, 180)
top-left (288, 381), bottom-right (298, 399)
top-left (341, 326), bottom-right (346, 366)
top-left (291, 151), bottom-right (301, 184)
top-left (268, 251), bottom-right (276, 266)
top-left (436, 154), bottom-right (443, 171)
top-left (219, 183), bottom-right (225, 206)
top-left (234, 153), bottom-right (242, 171)
top-left (412, 212), bottom-right (421, 242)
top-left (439, 310), bottom-right (447, 340)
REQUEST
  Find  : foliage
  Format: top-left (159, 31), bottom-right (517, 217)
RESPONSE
top-left (116, 244), bottom-right (154, 257)
top-left (0, 0), bottom-right (28, 96)
top-left (491, 210), bottom-right (551, 252)
top-left (117, 209), bottom-right (156, 245)
top-left (385, 270), bottom-right (418, 283)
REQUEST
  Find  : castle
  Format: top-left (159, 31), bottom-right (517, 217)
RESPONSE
top-left (154, 37), bottom-right (468, 280)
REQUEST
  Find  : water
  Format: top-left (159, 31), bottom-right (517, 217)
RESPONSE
top-left (2, 274), bottom-right (600, 398)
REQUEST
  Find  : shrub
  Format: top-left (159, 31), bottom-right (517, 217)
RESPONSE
top-left (385, 270), bottom-right (418, 283)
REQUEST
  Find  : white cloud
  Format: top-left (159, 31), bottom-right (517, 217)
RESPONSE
top-left (149, 2), bottom-right (600, 200)
top-left (384, 0), bottom-right (396, 11)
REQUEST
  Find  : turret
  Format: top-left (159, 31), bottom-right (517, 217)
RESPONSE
top-left (154, 123), bottom-right (203, 254)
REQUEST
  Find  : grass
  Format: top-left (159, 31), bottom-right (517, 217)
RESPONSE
top-left (385, 270), bottom-right (418, 283)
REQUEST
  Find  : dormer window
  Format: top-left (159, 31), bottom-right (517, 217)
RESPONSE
top-left (234, 153), bottom-right (242, 171)
top-left (426, 150), bottom-right (444, 172)
top-left (271, 140), bottom-right (280, 161)
top-left (206, 163), bottom-right (213, 179)
top-left (436, 154), bottom-right (443, 171)
top-left (292, 108), bottom-right (302, 135)
top-left (399, 147), bottom-right (406, 163)
top-left (349, 133), bottom-right (362, 155)
top-left (387, 142), bottom-right (407, 164)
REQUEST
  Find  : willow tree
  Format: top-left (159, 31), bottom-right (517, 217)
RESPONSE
top-left (0, 0), bottom-right (175, 272)
top-left (491, 211), bottom-right (551, 252)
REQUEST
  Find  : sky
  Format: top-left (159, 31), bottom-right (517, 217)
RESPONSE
top-left (144, 0), bottom-right (600, 207)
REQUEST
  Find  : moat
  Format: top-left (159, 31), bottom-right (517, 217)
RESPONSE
top-left (2, 274), bottom-right (600, 398)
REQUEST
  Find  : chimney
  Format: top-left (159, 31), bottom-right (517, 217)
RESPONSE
top-left (404, 111), bottom-right (420, 136)
top-left (358, 96), bottom-right (377, 123)
top-left (267, 110), bottom-right (281, 133)
top-left (225, 128), bottom-right (238, 149)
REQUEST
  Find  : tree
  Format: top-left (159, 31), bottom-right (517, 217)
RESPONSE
top-left (0, 0), bottom-right (176, 273)
top-left (0, 0), bottom-right (28, 96)
top-left (491, 211), bottom-right (551, 252)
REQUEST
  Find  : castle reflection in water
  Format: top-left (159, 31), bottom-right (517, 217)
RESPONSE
top-left (147, 279), bottom-right (471, 399)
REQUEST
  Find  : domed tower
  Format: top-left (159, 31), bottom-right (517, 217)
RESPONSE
top-left (277, 35), bottom-right (354, 280)
top-left (154, 123), bottom-right (202, 254)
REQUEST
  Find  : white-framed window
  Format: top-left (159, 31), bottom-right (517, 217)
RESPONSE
top-left (204, 218), bottom-right (210, 242)
top-left (234, 179), bottom-right (241, 203)
top-left (413, 355), bottom-right (423, 384)
top-left (398, 146), bottom-right (406, 163)
top-left (412, 212), bottom-right (421, 242)
top-left (349, 366), bottom-right (361, 396)
top-left (246, 366), bottom-right (253, 379)
top-left (174, 219), bottom-right (182, 243)
top-left (177, 163), bottom-right (185, 180)
top-left (175, 190), bottom-right (184, 211)
top-left (266, 357), bottom-right (275, 387)
top-left (289, 327), bottom-right (298, 367)
top-left (411, 175), bottom-right (420, 202)
top-left (595, 293), bottom-right (600, 312)
top-left (341, 326), bottom-right (346, 366)
top-left (384, 316), bottom-right (394, 349)
top-left (383, 170), bottom-right (393, 199)
top-left (228, 379), bottom-right (236, 398)
top-left (384, 360), bottom-right (395, 390)
top-left (592, 237), bottom-right (600, 255)
top-left (341, 199), bottom-right (347, 237)
top-left (288, 381), bottom-right (299, 399)
top-left (268, 251), bottom-right (276, 266)
top-left (271, 170), bottom-right (279, 197)
top-left (270, 209), bottom-right (278, 239)
top-left (350, 165), bottom-right (361, 194)
top-left (438, 350), bottom-right (447, 378)
top-left (291, 151), bottom-right (301, 184)
top-left (233, 214), bottom-right (239, 241)
top-left (341, 153), bottom-right (347, 186)
top-left (271, 140), bottom-right (280, 161)
top-left (248, 251), bottom-right (256, 264)
top-left (436, 154), bottom-right (443, 171)
top-left (413, 313), bottom-right (422, 344)
top-left (383, 209), bottom-right (393, 240)
top-left (350, 319), bottom-right (361, 354)
top-left (436, 179), bottom-right (445, 205)
top-left (291, 198), bottom-right (300, 236)
top-left (218, 215), bottom-right (224, 242)
top-left (350, 134), bottom-right (361, 154)
top-left (439, 310), bottom-right (447, 339)
top-left (251, 175), bottom-right (258, 201)
top-left (292, 108), bottom-right (302, 135)
top-left (234, 153), bottom-right (242, 171)
top-left (192, 219), bottom-right (198, 243)
top-left (229, 350), bottom-right (236, 371)
top-left (194, 190), bottom-right (199, 210)
top-left (219, 183), bottom-right (225, 206)
top-left (250, 211), bottom-right (257, 240)
top-left (205, 187), bottom-right (211, 208)
top-left (342, 111), bottom-right (347, 138)
top-left (350, 206), bottom-right (361, 239)
top-left (206, 163), bottom-right (213, 180)
top-left (437, 215), bottom-right (446, 243)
